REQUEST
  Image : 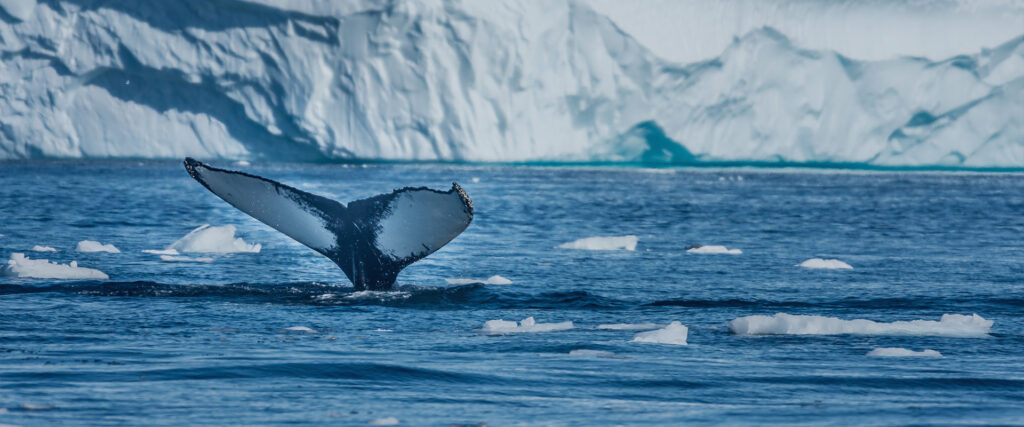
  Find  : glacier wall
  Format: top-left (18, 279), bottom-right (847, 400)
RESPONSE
top-left (0, 0), bottom-right (1021, 166)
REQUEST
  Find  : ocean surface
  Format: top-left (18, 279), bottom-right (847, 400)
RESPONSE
top-left (1, 161), bottom-right (1022, 425)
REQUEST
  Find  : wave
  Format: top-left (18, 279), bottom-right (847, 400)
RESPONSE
top-left (0, 281), bottom-right (626, 309)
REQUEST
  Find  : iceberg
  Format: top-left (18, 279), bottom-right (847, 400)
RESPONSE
top-left (480, 317), bottom-right (574, 334)
top-left (76, 240), bottom-right (121, 253)
top-left (631, 321), bottom-right (688, 345)
top-left (445, 275), bottom-right (513, 285)
top-left (167, 225), bottom-right (261, 254)
top-left (729, 313), bottom-right (992, 338)
top-left (2, 253), bottom-right (108, 280)
top-left (797, 258), bottom-right (853, 270)
top-left (0, 1), bottom-right (1019, 167)
top-left (867, 347), bottom-right (942, 358)
top-left (557, 236), bottom-right (638, 251)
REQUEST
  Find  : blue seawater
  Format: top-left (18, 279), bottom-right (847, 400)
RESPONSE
top-left (1, 161), bottom-right (1022, 425)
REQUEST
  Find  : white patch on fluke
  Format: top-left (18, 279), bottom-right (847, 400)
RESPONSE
top-left (631, 321), bottom-right (688, 345)
top-left (557, 235), bottom-right (638, 251)
top-left (445, 275), bottom-right (512, 285)
top-left (867, 347), bottom-right (942, 358)
top-left (30, 245), bottom-right (56, 252)
top-left (729, 313), bottom-right (992, 337)
top-left (797, 258), bottom-right (853, 269)
top-left (480, 317), bottom-right (574, 333)
top-left (191, 164), bottom-right (338, 251)
top-left (374, 188), bottom-right (471, 260)
top-left (687, 245), bottom-right (742, 254)
top-left (76, 240), bottom-right (121, 253)
top-left (2, 253), bottom-right (108, 279)
top-left (169, 224), bottom-right (261, 253)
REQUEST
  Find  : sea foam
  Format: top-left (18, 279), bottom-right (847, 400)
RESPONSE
top-left (168, 224), bottom-right (261, 253)
top-left (797, 258), bottom-right (853, 269)
top-left (557, 235), bottom-right (638, 251)
top-left (481, 317), bottom-right (574, 333)
top-left (867, 347), bottom-right (942, 358)
top-left (76, 240), bottom-right (121, 253)
top-left (729, 313), bottom-right (992, 337)
top-left (445, 275), bottom-right (513, 285)
top-left (686, 245), bottom-right (742, 254)
top-left (631, 321), bottom-right (688, 345)
top-left (2, 253), bottom-right (108, 280)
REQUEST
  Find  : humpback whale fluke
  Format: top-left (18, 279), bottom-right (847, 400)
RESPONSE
top-left (183, 158), bottom-right (473, 291)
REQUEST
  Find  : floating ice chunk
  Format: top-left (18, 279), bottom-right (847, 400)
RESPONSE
top-left (159, 255), bottom-right (214, 263)
top-left (729, 313), bottom-right (992, 337)
top-left (867, 347), bottom-right (943, 358)
top-left (2, 253), bottom-right (108, 280)
top-left (142, 249), bottom-right (179, 255)
top-left (445, 275), bottom-right (513, 285)
top-left (30, 245), bottom-right (56, 252)
top-left (631, 321), bottom-right (688, 345)
top-left (597, 323), bottom-right (662, 330)
top-left (557, 235), bottom-right (638, 251)
top-left (797, 258), bottom-right (853, 269)
top-left (282, 326), bottom-right (317, 334)
top-left (168, 224), bottom-right (261, 253)
top-left (481, 316), bottom-right (574, 333)
top-left (368, 417), bottom-right (399, 425)
top-left (686, 245), bottom-right (742, 254)
top-left (375, 328), bottom-right (393, 332)
top-left (76, 240), bottom-right (121, 253)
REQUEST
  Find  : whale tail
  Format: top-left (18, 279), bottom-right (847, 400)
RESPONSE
top-left (183, 158), bottom-right (473, 290)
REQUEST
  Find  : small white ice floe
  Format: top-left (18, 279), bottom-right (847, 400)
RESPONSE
top-left (368, 417), bottom-right (400, 425)
top-left (797, 258), bottom-right (852, 269)
top-left (867, 347), bottom-right (942, 358)
top-left (167, 224), bottom-right (261, 253)
top-left (728, 313), bottom-right (992, 337)
top-left (557, 235), bottom-right (638, 251)
top-left (471, 177), bottom-right (481, 183)
top-left (686, 244), bottom-right (742, 255)
top-left (445, 275), bottom-right (512, 285)
top-left (282, 326), bottom-right (317, 334)
top-left (631, 321), bottom-right (688, 345)
top-left (76, 240), bottom-right (121, 253)
top-left (159, 255), bottom-right (214, 263)
top-left (30, 245), bottom-right (57, 252)
top-left (374, 328), bottom-right (393, 332)
top-left (480, 316), bottom-right (574, 334)
top-left (597, 323), bottom-right (662, 330)
top-left (2, 253), bottom-right (108, 280)
top-left (142, 249), bottom-right (180, 255)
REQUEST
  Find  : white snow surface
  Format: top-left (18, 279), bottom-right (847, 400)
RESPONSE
top-left (729, 313), bottom-right (992, 338)
top-left (168, 225), bottom-right (261, 254)
top-left (30, 245), bottom-right (56, 252)
top-left (480, 317), bottom-right (574, 334)
top-left (687, 245), bottom-right (742, 255)
top-left (631, 321), bottom-right (688, 345)
top-left (75, 240), bottom-right (120, 253)
top-left (445, 275), bottom-right (512, 285)
top-left (2, 253), bottom-right (108, 279)
top-left (0, 1), bottom-right (1019, 167)
top-left (867, 347), bottom-right (943, 358)
top-left (797, 258), bottom-right (854, 270)
top-left (558, 235), bottom-right (638, 251)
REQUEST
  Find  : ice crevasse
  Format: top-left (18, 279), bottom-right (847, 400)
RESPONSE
top-left (0, 0), bottom-right (1020, 167)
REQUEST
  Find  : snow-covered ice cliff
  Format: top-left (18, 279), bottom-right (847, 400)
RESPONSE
top-left (1, 0), bottom-right (1021, 166)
